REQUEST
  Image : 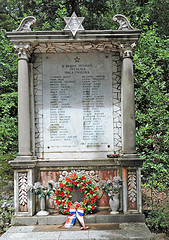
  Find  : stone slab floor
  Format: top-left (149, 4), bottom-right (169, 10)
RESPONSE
top-left (0, 223), bottom-right (154, 240)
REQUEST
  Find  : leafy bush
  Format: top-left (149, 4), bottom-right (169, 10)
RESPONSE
top-left (146, 205), bottom-right (169, 235)
top-left (0, 195), bottom-right (14, 233)
top-left (134, 27), bottom-right (169, 190)
top-left (142, 184), bottom-right (169, 235)
top-left (0, 29), bottom-right (18, 184)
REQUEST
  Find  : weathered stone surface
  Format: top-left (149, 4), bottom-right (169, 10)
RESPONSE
top-left (1, 223), bottom-right (154, 239)
top-left (34, 52), bottom-right (122, 159)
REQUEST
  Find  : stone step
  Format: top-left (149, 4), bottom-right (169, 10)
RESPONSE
top-left (11, 213), bottom-right (145, 226)
top-left (0, 223), bottom-right (154, 240)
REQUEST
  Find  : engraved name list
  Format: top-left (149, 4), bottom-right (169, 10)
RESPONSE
top-left (43, 53), bottom-right (113, 153)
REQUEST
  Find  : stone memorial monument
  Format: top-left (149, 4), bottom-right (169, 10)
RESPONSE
top-left (7, 13), bottom-right (143, 220)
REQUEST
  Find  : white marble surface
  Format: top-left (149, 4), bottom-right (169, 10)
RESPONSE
top-left (43, 53), bottom-right (113, 158)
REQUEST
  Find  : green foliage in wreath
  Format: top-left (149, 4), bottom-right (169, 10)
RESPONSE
top-left (54, 173), bottom-right (99, 215)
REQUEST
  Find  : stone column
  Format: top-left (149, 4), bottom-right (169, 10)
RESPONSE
top-left (14, 43), bottom-right (32, 157)
top-left (121, 44), bottom-right (136, 154)
top-left (120, 44), bottom-right (144, 214)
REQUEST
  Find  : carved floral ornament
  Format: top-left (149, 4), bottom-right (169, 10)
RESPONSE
top-left (128, 171), bottom-right (137, 203)
top-left (13, 16), bottom-right (36, 32)
top-left (13, 43), bottom-right (32, 60)
top-left (119, 42), bottom-right (137, 58)
top-left (113, 14), bottom-right (135, 30)
top-left (18, 172), bottom-right (28, 206)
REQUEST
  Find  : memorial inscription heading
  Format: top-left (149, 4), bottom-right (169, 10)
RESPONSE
top-left (43, 53), bottom-right (113, 154)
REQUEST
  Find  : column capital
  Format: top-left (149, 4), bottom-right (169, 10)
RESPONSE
top-left (120, 42), bottom-right (136, 59)
top-left (13, 43), bottom-right (32, 61)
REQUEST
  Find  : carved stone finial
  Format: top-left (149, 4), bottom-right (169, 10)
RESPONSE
top-left (113, 14), bottom-right (134, 30)
top-left (64, 12), bottom-right (85, 36)
top-left (13, 16), bottom-right (36, 32)
top-left (13, 43), bottom-right (32, 60)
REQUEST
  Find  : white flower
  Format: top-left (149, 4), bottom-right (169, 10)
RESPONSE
top-left (90, 170), bottom-right (95, 176)
top-left (59, 175), bottom-right (64, 182)
top-left (62, 171), bottom-right (68, 176)
top-left (25, 184), bottom-right (33, 192)
top-left (113, 176), bottom-right (121, 183)
top-left (107, 180), bottom-right (113, 185)
top-left (33, 182), bottom-right (41, 189)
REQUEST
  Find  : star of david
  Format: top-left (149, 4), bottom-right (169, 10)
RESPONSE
top-left (64, 12), bottom-right (85, 36)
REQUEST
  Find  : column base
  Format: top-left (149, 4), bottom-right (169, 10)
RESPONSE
top-left (119, 153), bottom-right (144, 167)
top-left (9, 156), bottom-right (37, 169)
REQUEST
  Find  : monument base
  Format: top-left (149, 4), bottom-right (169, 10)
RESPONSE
top-left (11, 212), bottom-right (145, 226)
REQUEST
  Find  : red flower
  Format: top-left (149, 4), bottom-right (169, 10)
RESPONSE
top-left (66, 187), bottom-right (72, 192)
top-left (88, 180), bottom-right (91, 184)
top-left (94, 187), bottom-right (98, 190)
top-left (82, 176), bottom-right (86, 180)
top-left (66, 178), bottom-right (71, 182)
top-left (56, 199), bottom-right (61, 205)
top-left (67, 207), bottom-right (70, 212)
top-left (74, 182), bottom-right (77, 186)
top-left (67, 201), bottom-right (72, 206)
top-left (59, 183), bottom-right (63, 188)
top-left (91, 206), bottom-right (95, 210)
top-left (55, 190), bottom-right (59, 196)
top-left (60, 192), bottom-right (65, 197)
top-left (66, 194), bottom-right (69, 198)
top-left (71, 174), bottom-right (77, 180)
top-left (89, 190), bottom-right (93, 194)
top-left (78, 180), bottom-right (81, 183)
top-left (83, 200), bottom-right (87, 205)
top-left (76, 204), bottom-right (80, 209)
top-left (84, 194), bottom-right (87, 198)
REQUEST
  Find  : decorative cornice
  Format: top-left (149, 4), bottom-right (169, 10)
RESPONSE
top-left (13, 43), bottom-right (32, 60)
top-left (13, 16), bottom-right (36, 32)
top-left (113, 14), bottom-right (135, 31)
top-left (120, 42), bottom-right (136, 58)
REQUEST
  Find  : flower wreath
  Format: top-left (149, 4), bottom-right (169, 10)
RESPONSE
top-left (54, 173), bottom-right (99, 215)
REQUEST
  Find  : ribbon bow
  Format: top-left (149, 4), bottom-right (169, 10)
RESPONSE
top-left (62, 206), bottom-right (88, 230)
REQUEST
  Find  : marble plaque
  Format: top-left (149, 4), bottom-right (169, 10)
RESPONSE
top-left (43, 53), bottom-right (113, 155)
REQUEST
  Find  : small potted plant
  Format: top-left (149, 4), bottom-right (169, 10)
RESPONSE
top-left (100, 176), bottom-right (122, 214)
